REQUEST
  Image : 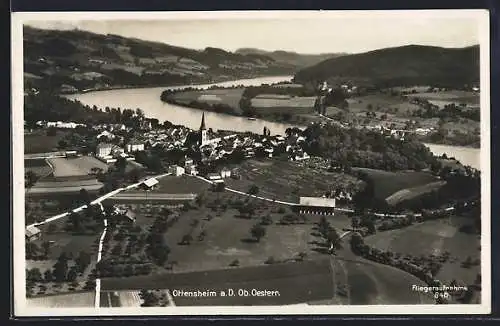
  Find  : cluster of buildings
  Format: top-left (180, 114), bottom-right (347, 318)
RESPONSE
top-left (36, 120), bottom-right (87, 129)
top-left (96, 142), bottom-right (139, 163)
top-left (196, 113), bottom-right (310, 162)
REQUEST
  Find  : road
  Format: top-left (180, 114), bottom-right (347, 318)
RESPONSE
top-left (25, 152), bottom-right (66, 160)
top-left (109, 193), bottom-right (197, 201)
top-left (27, 172), bottom-right (172, 228)
top-left (94, 216), bottom-right (108, 308)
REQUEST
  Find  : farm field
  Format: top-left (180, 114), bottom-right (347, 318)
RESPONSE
top-left (409, 91), bottom-right (479, 105)
top-left (225, 158), bottom-right (363, 203)
top-left (100, 291), bottom-right (143, 307)
top-left (347, 94), bottom-right (421, 116)
top-left (26, 291), bottom-right (95, 308)
top-left (169, 88), bottom-right (245, 114)
top-left (24, 130), bottom-right (70, 154)
top-left (25, 158), bottom-right (53, 178)
top-left (364, 215), bottom-right (481, 286)
top-left (101, 254), bottom-right (432, 305)
top-left (151, 175), bottom-right (211, 194)
top-left (353, 168), bottom-right (439, 202)
top-left (26, 180), bottom-right (104, 195)
top-left (102, 259), bottom-right (335, 305)
top-left (251, 95), bottom-right (316, 109)
top-left (107, 187), bottom-right (352, 273)
top-left (48, 156), bottom-right (108, 178)
top-left (32, 233), bottom-right (100, 260)
top-left (163, 198), bottom-right (335, 272)
top-left (25, 193), bottom-right (93, 226)
top-left (385, 181), bottom-right (447, 206)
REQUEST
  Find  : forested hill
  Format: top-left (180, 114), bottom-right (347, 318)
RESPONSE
top-left (293, 44), bottom-right (480, 88)
top-left (235, 48), bottom-right (346, 69)
top-left (23, 26), bottom-right (297, 93)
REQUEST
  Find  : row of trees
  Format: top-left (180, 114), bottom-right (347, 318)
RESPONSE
top-left (26, 251), bottom-right (92, 285)
top-left (301, 123), bottom-right (438, 172)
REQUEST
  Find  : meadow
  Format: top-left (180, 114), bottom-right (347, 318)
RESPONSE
top-left (26, 291), bottom-right (95, 308)
top-left (353, 168), bottom-right (439, 202)
top-left (224, 158), bottom-right (363, 203)
top-left (169, 88), bottom-right (245, 114)
top-left (48, 156), bottom-right (108, 178)
top-left (364, 214), bottom-right (481, 286)
top-left (24, 130), bottom-right (70, 154)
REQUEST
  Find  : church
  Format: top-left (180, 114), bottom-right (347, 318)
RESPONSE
top-left (199, 112), bottom-right (209, 146)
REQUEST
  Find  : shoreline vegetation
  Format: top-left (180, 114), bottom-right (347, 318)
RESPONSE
top-left (59, 72), bottom-right (293, 96)
top-left (158, 82), bottom-right (480, 149)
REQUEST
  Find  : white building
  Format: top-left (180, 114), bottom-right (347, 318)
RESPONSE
top-left (297, 196), bottom-right (336, 215)
top-left (126, 141), bottom-right (145, 153)
top-left (141, 178), bottom-right (159, 190)
top-left (26, 225), bottom-right (41, 242)
top-left (97, 130), bottom-right (116, 140)
top-left (207, 173), bottom-right (222, 182)
top-left (220, 168), bottom-right (231, 178)
top-left (169, 165), bottom-right (185, 176)
top-left (185, 165), bottom-right (198, 176)
top-left (96, 143), bottom-right (114, 157)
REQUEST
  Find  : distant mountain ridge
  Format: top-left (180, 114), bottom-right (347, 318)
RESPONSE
top-left (236, 48), bottom-right (347, 68)
top-left (23, 26), bottom-right (298, 93)
top-left (293, 44), bottom-right (480, 88)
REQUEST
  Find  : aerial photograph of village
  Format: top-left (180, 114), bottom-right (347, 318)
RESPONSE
top-left (18, 11), bottom-right (486, 312)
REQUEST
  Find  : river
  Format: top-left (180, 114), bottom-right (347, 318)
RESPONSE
top-left (65, 75), bottom-right (481, 170)
top-left (423, 143), bottom-right (481, 170)
top-left (65, 75), bottom-right (296, 135)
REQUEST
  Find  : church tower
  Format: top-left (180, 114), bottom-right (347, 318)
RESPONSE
top-left (199, 112), bottom-right (208, 146)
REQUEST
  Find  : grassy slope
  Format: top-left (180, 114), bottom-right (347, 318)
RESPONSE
top-left (236, 48), bottom-right (347, 68)
top-left (23, 26), bottom-right (296, 91)
top-left (354, 167), bottom-right (438, 201)
top-left (364, 215), bottom-right (481, 286)
top-left (294, 45), bottom-right (479, 87)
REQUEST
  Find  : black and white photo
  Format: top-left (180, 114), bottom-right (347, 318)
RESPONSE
top-left (11, 10), bottom-right (491, 316)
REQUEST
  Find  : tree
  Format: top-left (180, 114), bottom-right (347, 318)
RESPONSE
top-left (47, 223), bottom-right (58, 234)
top-left (41, 241), bottom-right (51, 258)
top-left (128, 168), bottom-right (142, 183)
top-left (44, 269), bottom-right (53, 282)
top-left (67, 267), bottom-right (78, 282)
top-left (26, 242), bottom-right (40, 259)
top-left (250, 223), bottom-right (266, 242)
top-left (53, 253), bottom-right (69, 282)
top-left (214, 182), bottom-right (225, 192)
top-left (25, 171), bottom-right (39, 188)
top-left (318, 216), bottom-right (331, 236)
top-left (326, 228), bottom-right (341, 249)
top-left (180, 234), bottom-right (193, 245)
top-left (27, 268), bottom-right (43, 283)
top-left (79, 188), bottom-right (91, 206)
top-left (248, 184), bottom-right (259, 195)
top-left (75, 251), bottom-right (91, 273)
top-left (58, 139), bottom-right (68, 149)
top-left (115, 157), bottom-right (128, 172)
top-left (140, 290), bottom-right (160, 307)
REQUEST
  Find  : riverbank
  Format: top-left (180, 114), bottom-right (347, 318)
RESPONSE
top-left (160, 95), bottom-right (311, 129)
top-left (65, 75), bottom-right (481, 168)
top-left (60, 73), bottom-right (295, 96)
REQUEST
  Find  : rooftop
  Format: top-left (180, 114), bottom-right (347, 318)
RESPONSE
top-left (142, 178), bottom-right (159, 188)
top-left (299, 196), bottom-right (336, 208)
top-left (26, 225), bottom-right (41, 237)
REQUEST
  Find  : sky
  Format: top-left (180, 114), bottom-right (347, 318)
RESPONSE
top-left (23, 11), bottom-right (481, 54)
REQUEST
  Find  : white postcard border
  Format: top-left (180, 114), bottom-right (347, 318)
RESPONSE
top-left (11, 9), bottom-right (491, 316)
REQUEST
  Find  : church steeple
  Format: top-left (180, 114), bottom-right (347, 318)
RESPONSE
top-left (200, 112), bottom-right (206, 130)
top-left (199, 112), bottom-right (208, 146)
